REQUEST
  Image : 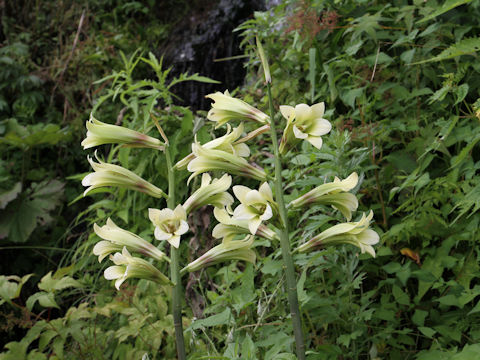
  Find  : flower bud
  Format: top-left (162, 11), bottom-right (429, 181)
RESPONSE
top-left (182, 235), bottom-right (256, 273)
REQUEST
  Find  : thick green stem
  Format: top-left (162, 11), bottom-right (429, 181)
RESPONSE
top-left (165, 145), bottom-right (186, 360)
top-left (267, 83), bottom-right (306, 359)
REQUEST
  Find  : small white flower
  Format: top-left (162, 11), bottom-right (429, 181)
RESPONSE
top-left (148, 205), bottom-right (189, 248)
top-left (279, 102), bottom-right (332, 153)
top-left (232, 183), bottom-right (277, 235)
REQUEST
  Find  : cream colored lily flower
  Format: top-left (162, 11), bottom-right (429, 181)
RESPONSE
top-left (212, 207), bottom-right (277, 241)
top-left (81, 115), bottom-right (164, 150)
top-left (232, 182), bottom-right (277, 235)
top-left (183, 173), bottom-right (234, 214)
top-left (93, 218), bottom-right (168, 262)
top-left (296, 211), bottom-right (379, 257)
top-left (175, 123), bottom-right (249, 170)
top-left (289, 172), bottom-right (359, 220)
top-left (206, 90), bottom-right (269, 127)
top-left (279, 102), bottom-right (331, 154)
top-left (186, 142), bottom-right (267, 184)
top-left (148, 205), bottom-right (188, 248)
top-left (182, 234), bottom-right (256, 273)
top-left (82, 153), bottom-right (166, 198)
top-left (104, 247), bottom-right (171, 290)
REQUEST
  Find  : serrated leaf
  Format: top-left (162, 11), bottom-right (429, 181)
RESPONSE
top-left (38, 272), bottom-right (82, 292)
top-left (454, 83), bottom-right (469, 104)
top-left (417, 0), bottom-right (472, 24)
top-left (413, 37), bottom-right (480, 64)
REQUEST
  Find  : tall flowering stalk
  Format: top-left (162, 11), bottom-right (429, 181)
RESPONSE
top-left (256, 38), bottom-right (307, 359)
top-left (82, 48), bottom-right (379, 359)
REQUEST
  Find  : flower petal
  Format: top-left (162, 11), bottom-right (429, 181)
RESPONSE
top-left (306, 136), bottom-right (323, 149)
top-left (168, 235), bottom-right (181, 248)
top-left (248, 217), bottom-right (262, 235)
top-left (233, 185), bottom-right (251, 203)
top-left (293, 125), bottom-right (308, 139)
top-left (175, 220), bottom-right (189, 236)
top-left (154, 227), bottom-right (172, 241)
top-left (308, 119), bottom-right (331, 136)
top-left (104, 265), bottom-right (125, 280)
top-left (280, 105), bottom-right (294, 120)
top-left (311, 102), bottom-right (325, 118)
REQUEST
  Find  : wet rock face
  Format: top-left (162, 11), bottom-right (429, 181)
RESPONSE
top-left (159, 0), bottom-right (265, 110)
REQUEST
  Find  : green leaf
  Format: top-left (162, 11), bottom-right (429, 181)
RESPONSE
top-left (0, 180), bottom-right (64, 243)
top-left (0, 182), bottom-right (22, 209)
top-left (340, 87), bottom-right (365, 109)
top-left (188, 308), bottom-right (233, 330)
top-left (418, 326), bottom-right (436, 338)
top-left (26, 291), bottom-right (59, 310)
top-left (392, 285), bottom-right (410, 305)
top-left (454, 83), bottom-right (469, 105)
top-left (413, 37), bottom-right (480, 64)
top-left (0, 274), bottom-right (33, 305)
top-left (240, 334), bottom-right (256, 360)
top-left (417, 0), bottom-right (472, 24)
top-left (412, 309), bottom-right (428, 326)
top-left (37, 272), bottom-right (82, 293)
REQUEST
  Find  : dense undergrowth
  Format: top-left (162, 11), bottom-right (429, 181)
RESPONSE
top-left (1, 0), bottom-right (480, 359)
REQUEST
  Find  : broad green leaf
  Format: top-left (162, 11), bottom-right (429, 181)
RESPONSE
top-left (0, 182), bottom-right (21, 209)
top-left (26, 291), bottom-right (59, 310)
top-left (418, 326), bottom-right (436, 338)
top-left (188, 308), bottom-right (233, 330)
top-left (0, 180), bottom-right (64, 243)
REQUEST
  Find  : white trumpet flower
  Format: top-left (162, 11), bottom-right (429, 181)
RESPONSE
top-left (206, 90), bottom-right (270, 127)
top-left (279, 102), bottom-right (331, 153)
top-left (81, 115), bottom-right (164, 150)
top-left (82, 153), bottom-right (166, 198)
top-left (93, 218), bottom-right (168, 262)
top-left (148, 205), bottom-right (189, 248)
top-left (296, 211), bottom-right (379, 257)
top-left (104, 247), bottom-right (171, 290)
top-left (232, 182), bottom-right (277, 235)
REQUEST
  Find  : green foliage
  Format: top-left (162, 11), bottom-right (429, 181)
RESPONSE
top-left (3, 0), bottom-right (480, 358)
top-left (233, 0), bottom-right (480, 357)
